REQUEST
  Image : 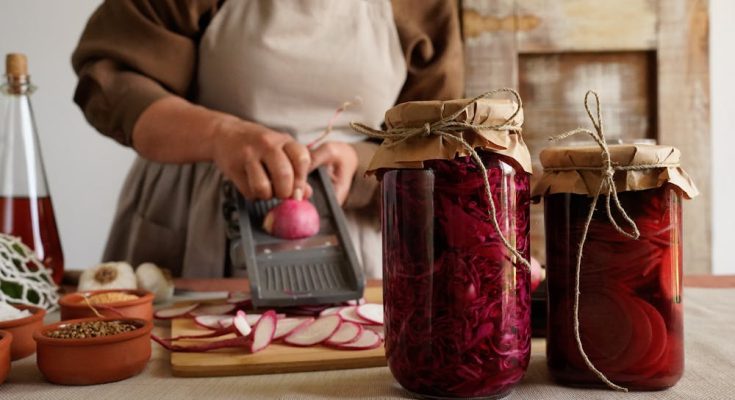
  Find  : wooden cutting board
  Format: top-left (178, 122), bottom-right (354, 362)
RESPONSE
top-left (169, 286), bottom-right (386, 377)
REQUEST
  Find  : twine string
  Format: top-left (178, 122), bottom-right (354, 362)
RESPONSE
top-left (82, 294), bottom-right (127, 319)
top-left (83, 295), bottom-right (104, 319)
top-left (544, 90), bottom-right (680, 392)
top-left (350, 88), bottom-right (530, 269)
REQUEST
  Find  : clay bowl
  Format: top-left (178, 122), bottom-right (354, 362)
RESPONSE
top-left (59, 289), bottom-right (154, 321)
top-left (0, 330), bottom-right (12, 384)
top-left (0, 304), bottom-right (46, 360)
top-left (34, 317), bottom-right (152, 385)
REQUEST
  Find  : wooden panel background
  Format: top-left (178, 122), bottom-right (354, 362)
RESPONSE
top-left (461, 0), bottom-right (711, 273)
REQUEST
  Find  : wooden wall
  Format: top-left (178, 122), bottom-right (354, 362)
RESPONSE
top-left (461, 0), bottom-right (711, 273)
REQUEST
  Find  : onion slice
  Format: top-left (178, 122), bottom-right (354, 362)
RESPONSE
top-left (284, 315), bottom-right (342, 346)
top-left (227, 291), bottom-right (252, 305)
top-left (325, 321), bottom-right (363, 345)
top-left (194, 315), bottom-right (232, 330)
top-left (250, 310), bottom-right (277, 353)
top-left (337, 306), bottom-right (372, 325)
top-left (152, 335), bottom-right (251, 352)
top-left (233, 310), bottom-right (252, 337)
top-left (190, 303), bottom-right (236, 317)
top-left (154, 303), bottom-right (199, 320)
top-left (273, 318), bottom-right (314, 340)
top-left (364, 325), bottom-right (385, 340)
top-left (331, 329), bottom-right (381, 350)
top-left (319, 306), bottom-right (342, 317)
top-left (356, 304), bottom-right (384, 325)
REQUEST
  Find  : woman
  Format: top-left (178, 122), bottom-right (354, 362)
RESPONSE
top-left (72, 0), bottom-right (463, 278)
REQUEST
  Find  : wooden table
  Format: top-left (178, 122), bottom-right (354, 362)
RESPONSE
top-left (4, 276), bottom-right (734, 400)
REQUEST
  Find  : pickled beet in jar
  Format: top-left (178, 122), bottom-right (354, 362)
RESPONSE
top-left (356, 91), bottom-right (534, 399)
top-left (534, 142), bottom-right (699, 391)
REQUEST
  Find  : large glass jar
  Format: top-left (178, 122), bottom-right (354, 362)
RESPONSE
top-left (380, 152), bottom-right (531, 399)
top-left (544, 186), bottom-right (684, 390)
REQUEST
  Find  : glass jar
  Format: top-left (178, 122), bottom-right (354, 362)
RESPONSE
top-left (544, 185), bottom-right (684, 390)
top-left (380, 151), bottom-right (531, 399)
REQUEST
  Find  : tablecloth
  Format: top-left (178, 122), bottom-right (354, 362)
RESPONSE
top-left (2, 287), bottom-right (733, 400)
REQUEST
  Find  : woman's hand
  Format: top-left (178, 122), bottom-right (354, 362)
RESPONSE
top-left (211, 118), bottom-right (312, 200)
top-left (309, 141), bottom-right (359, 205)
top-left (132, 97), bottom-right (311, 201)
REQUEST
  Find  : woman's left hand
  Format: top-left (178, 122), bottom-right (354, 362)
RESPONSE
top-left (309, 141), bottom-right (358, 205)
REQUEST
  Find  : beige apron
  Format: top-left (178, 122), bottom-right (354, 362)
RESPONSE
top-left (103, 0), bottom-right (406, 279)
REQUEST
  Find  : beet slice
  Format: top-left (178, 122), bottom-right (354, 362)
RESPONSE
top-left (625, 299), bottom-right (668, 376)
top-left (284, 315), bottom-right (342, 346)
top-left (571, 290), bottom-right (634, 370)
top-left (601, 295), bottom-right (653, 372)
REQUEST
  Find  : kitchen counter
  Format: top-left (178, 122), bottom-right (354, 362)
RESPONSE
top-left (2, 277), bottom-right (734, 399)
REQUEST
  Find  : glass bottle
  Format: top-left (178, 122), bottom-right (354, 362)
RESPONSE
top-left (0, 53), bottom-right (64, 284)
top-left (380, 152), bottom-right (531, 399)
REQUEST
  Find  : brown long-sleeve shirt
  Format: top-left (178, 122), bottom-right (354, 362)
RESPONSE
top-left (72, 0), bottom-right (465, 147)
top-left (72, 0), bottom-right (464, 211)
top-left (70, 0), bottom-right (465, 277)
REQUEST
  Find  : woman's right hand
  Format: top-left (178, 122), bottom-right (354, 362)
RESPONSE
top-left (211, 118), bottom-right (312, 200)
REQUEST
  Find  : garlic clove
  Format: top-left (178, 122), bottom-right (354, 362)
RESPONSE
top-left (135, 262), bottom-right (174, 303)
top-left (78, 262), bottom-right (137, 292)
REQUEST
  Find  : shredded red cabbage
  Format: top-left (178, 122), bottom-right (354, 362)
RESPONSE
top-left (545, 186), bottom-right (683, 390)
top-left (380, 153), bottom-right (531, 398)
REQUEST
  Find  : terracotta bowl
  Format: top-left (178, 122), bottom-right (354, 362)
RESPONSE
top-left (59, 289), bottom-right (154, 321)
top-left (0, 330), bottom-right (12, 384)
top-left (0, 304), bottom-right (46, 360)
top-left (34, 317), bottom-right (152, 385)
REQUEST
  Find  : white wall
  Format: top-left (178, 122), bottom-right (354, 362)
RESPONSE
top-left (0, 0), bottom-right (135, 270)
top-left (710, 0), bottom-right (735, 275)
top-left (0, 1), bottom-right (733, 274)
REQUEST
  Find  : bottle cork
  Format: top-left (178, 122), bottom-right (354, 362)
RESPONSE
top-left (6, 53), bottom-right (28, 77)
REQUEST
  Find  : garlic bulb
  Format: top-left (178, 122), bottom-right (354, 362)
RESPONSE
top-left (78, 262), bottom-right (137, 291)
top-left (135, 262), bottom-right (174, 303)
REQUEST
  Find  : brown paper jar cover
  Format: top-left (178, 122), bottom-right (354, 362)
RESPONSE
top-left (366, 97), bottom-right (532, 173)
top-left (531, 143), bottom-right (698, 199)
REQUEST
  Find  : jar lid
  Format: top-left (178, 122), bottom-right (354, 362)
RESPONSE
top-left (364, 95), bottom-right (532, 173)
top-left (532, 143), bottom-right (699, 198)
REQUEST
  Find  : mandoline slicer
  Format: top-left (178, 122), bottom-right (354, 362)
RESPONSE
top-left (225, 166), bottom-right (365, 308)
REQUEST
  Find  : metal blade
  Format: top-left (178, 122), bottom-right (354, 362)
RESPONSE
top-left (255, 234), bottom-right (339, 255)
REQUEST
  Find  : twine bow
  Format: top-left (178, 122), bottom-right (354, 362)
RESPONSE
top-left (545, 91), bottom-right (680, 392)
top-left (350, 88), bottom-right (531, 269)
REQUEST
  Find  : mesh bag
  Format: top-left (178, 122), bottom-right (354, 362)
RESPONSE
top-left (0, 234), bottom-right (59, 310)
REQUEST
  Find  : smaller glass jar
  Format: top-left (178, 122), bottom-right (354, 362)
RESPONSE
top-left (533, 144), bottom-right (698, 391)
